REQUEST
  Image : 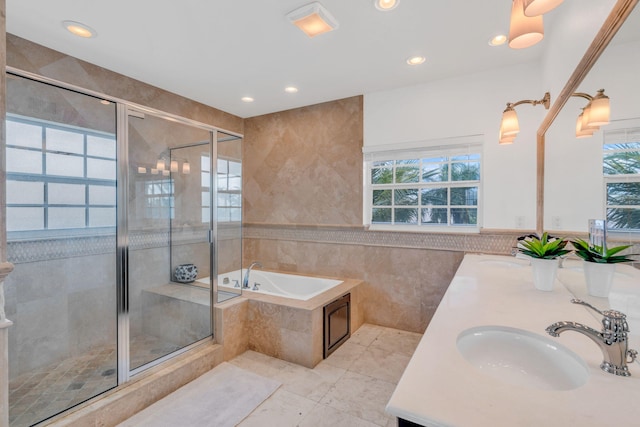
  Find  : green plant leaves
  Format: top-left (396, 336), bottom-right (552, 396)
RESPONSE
top-left (570, 238), bottom-right (636, 264)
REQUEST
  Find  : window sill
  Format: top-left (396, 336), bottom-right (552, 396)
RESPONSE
top-left (366, 224), bottom-right (480, 234)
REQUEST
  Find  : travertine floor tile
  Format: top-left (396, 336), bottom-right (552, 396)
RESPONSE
top-left (237, 389), bottom-right (316, 427)
top-left (322, 341), bottom-right (367, 370)
top-left (348, 346), bottom-right (411, 384)
top-left (298, 403), bottom-right (379, 427)
top-left (370, 327), bottom-right (422, 357)
top-left (319, 371), bottom-right (396, 426)
top-left (349, 324), bottom-right (384, 347)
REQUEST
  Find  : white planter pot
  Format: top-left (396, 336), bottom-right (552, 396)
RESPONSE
top-left (530, 258), bottom-right (559, 292)
top-left (583, 262), bottom-right (616, 298)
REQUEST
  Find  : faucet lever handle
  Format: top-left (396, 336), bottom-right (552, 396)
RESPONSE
top-left (571, 299), bottom-right (604, 315)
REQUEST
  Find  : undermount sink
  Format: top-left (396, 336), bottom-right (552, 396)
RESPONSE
top-left (457, 326), bottom-right (589, 391)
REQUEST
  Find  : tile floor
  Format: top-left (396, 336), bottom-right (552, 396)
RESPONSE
top-left (8, 334), bottom-right (181, 427)
top-left (231, 324), bottom-right (422, 427)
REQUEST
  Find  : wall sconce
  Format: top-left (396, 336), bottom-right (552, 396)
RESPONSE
top-left (508, 0), bottom-right (544, 49)
top-left (572, 89), bottom-right (610, 138)
top-left (499, 92), bottom-right (550, 144)
top-left (182, 160), bottom-right (191, 174)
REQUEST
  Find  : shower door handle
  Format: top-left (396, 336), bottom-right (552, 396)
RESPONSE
top-left (208, 229), bottom-right (214, 244)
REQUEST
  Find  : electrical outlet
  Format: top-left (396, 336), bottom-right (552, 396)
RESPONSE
top-left (552, 216), bottom-right (561, 229)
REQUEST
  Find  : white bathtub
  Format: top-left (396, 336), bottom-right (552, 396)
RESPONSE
top-left (196, 269), bottom-right (342, 301)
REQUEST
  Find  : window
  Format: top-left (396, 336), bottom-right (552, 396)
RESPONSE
top-left (364, 138), bottom-right (482, 231)
top-left (603, 126), bottom-right (640, 232)
top-left (201, 155), bottom-right (242, 223)
top-left (6, 115), bottom-right (117, 234)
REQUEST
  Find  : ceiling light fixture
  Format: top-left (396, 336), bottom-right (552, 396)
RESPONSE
top-left (375, 0), bottom-right (399, 11)
top-left (489, 35), bottom-right (507, 46)
top-left (287, 2), bottom-right (339, 38)
top-left (62, 20), bottom-right (96, 38)
top-left (508, 0), bottom-right (544, 49)
top-left (406, 56), bottom-right (426, 65)
top-left (572, 89), bottom-right (610, 138)
top-left (285, 86), bottom-right (299, 93)
top-left (241, 96), bottom-right (254, 103)
top-left (498, 92), bottom-right (550, 144)
top-left (523, 0), bottom-right (564, 16)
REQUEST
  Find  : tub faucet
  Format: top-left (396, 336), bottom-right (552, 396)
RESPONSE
top-left (546, 299), bottom-right (638, 377)
top-left (243, 262), bottom-right (263, 289)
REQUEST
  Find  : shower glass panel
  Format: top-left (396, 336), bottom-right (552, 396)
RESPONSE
top-left (4, 74), bottom-right (117, 427)
top-left (216, 131), bottom-right (243, 303)
top-left (127, 111), bottom-right (212, 371)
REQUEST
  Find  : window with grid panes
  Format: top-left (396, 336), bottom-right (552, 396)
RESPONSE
top-left (5, 115), bottom-right (116, 235)
top-left (364, 138), bottom-right (482, 231)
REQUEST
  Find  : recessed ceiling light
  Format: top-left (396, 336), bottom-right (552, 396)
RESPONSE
top-left (241, 96), bottom-right (254, 103)
top-left (62, 20), bottom-right (96, 38)
top-left (285, 86), bottom-right (299, 93)
top-left (489, 34), bottom-right (507, 46)
top-left (100, 100), bottom-right (111, 105)
top-left (375, 0), bottom-right (399, 11)
top-left (406, 56), bottom-right (426, 66)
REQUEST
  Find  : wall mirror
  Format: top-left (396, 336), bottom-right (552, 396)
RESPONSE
top-left (543, 1), bottom-right (640, 241)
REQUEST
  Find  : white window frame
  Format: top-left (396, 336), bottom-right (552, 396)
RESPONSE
top-left (6, 114), bottom-right (117, 238)
top-left (363, 135), bottom-right (483, 233)
top-left (602, 120), bottom-right (640, 235)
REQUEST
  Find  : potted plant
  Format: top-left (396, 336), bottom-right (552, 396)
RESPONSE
top-left (571, 238), bottom-right (636, 297)
top-left (517, 233), bottom-right (571, 291)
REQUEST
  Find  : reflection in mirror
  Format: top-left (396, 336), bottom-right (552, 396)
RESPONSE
top-left (545, 3), bottom-right (640, 239)
top-left (545, 2), bottom-right (640, 361)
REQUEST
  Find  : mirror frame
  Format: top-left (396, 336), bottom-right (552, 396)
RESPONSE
top-left (536, 0), bottom-right (639, 233)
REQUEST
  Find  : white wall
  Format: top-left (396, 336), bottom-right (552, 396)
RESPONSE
top-left (364, 62), bottom-right (545, 230)
top-left (544, 38), bottom-right (640, 232)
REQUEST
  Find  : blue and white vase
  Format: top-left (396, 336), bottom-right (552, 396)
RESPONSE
top-left (175, 264), bottom-right (197, 283)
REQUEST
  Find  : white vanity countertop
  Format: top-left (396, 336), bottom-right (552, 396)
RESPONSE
top-left (386, 254), bottom-right (640, 427)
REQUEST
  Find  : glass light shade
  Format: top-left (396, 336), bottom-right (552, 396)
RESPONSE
top-left (501, 108), bottom-right (520, 136)
top-left (137, 166), bottom-right (147, 174)
top-left (287, 2), bottom-right (338, 38)
top-left (156, 159), bottom-right (165, 171)
top-left (375, 0), bottom-right (399, 11)
top-left (586, 94), bottom-right (610, 126)
top-left (509, 0), bottom-right (544, 49)
top-left (523, 0), bottom-right (564, 16)
top-left (499, 130), bottom-right (516, 145)
top-left (575, 113), bottom-right (594, 138)
top-left (162, 170), bottom-right (170, 176)
top-left (170, 160), bottom-right (179, 173)
top-left (182, 161), bottom-right (191, 174)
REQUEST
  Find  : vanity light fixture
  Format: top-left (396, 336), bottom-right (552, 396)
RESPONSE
top-left (508, 0), bottom-right (544, 49)
top-left (375, 0), bottom-right (399, 11)
top-left (499, 92), bottom-right (550, 143)
top-left (170, 160), bottom-right (179, 173)
top-left (62, 20), bottom-right (96, 38)
top-left (572, 89), bottom-right (610, 138)
top-left (156, 159), bottom-right (165, 171)
top-left (182, 161), bottom-right (191, 174)
top-left (523, 0), bottom-right (564, 16)
top-left (287, 2), bottom-right (339, 38)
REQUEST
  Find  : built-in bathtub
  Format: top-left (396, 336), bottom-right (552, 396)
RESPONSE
top-left (197, 269), bottom-right (343, 301)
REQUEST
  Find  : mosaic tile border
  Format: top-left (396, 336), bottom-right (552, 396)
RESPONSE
top-left (7, 226), bottom-right (241, 264)
top-left (243, 223), bottom-right (523, 255)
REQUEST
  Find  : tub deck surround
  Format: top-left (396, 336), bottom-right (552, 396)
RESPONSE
top-left (215, 272), bottom-right (363, 368)
top-left (386, 254), bottom-right (640, 427)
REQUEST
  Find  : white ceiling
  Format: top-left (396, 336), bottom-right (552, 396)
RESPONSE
top-left (5, 1), bottom-right (577, 118)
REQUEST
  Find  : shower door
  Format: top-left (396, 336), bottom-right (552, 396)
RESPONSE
top-left (124, 109), bottom-right (214, 373)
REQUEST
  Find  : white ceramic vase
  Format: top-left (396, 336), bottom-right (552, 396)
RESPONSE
top-left (530, 258), bottom-right (559, 292)
top-left (583, 261), bottom-right (616, 297)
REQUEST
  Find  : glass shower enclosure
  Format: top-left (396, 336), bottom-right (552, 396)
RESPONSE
top-left (3, 71), bottom-right (242, 426)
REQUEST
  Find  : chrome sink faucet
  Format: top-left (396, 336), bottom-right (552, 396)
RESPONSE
top-left (546, 299), bottom-right (638, 377)
top-left (243, 261), bottom-right (263, 289)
